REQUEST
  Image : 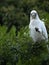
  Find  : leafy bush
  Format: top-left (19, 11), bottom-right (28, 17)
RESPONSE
top-left (0, 0), bottom-right (49, 65)
top-left (0, 26), bottom-right (49, 65)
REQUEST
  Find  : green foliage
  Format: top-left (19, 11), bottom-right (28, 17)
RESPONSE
top-left (0, 0), bottom-right (49, 65)
top-left (0, 26), bottom-right (49, 65)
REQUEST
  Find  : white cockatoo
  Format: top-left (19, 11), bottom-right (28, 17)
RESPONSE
top-left (29, 10), bottom-right (48, 43)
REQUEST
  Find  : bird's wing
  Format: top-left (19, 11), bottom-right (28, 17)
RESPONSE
top-left (41, 22), bottom-right (48, 42)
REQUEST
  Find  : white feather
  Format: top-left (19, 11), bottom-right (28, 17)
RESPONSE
top-left (29, 10), bottom-right (48, 43)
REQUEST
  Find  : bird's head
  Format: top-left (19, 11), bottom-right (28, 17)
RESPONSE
top-left (30, 10), bottom-right (39, 20)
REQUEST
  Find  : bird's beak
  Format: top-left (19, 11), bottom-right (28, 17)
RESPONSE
top-left (32, 13), bottom-right (36, 19)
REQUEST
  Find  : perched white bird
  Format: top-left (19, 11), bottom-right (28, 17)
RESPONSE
top-left (29, 10), bottom-right (48, 43)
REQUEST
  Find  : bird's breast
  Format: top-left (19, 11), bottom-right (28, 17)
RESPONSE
top-left (30, 27), bottom-right (45, 42)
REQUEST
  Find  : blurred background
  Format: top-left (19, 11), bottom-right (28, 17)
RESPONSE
top-left (0, 0), bottom-right (49, 65)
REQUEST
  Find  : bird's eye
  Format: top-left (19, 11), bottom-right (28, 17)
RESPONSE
top-left (30, 13), bottom-right (32, 15)
top-left (34, 12), bottom-right (36, 15)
